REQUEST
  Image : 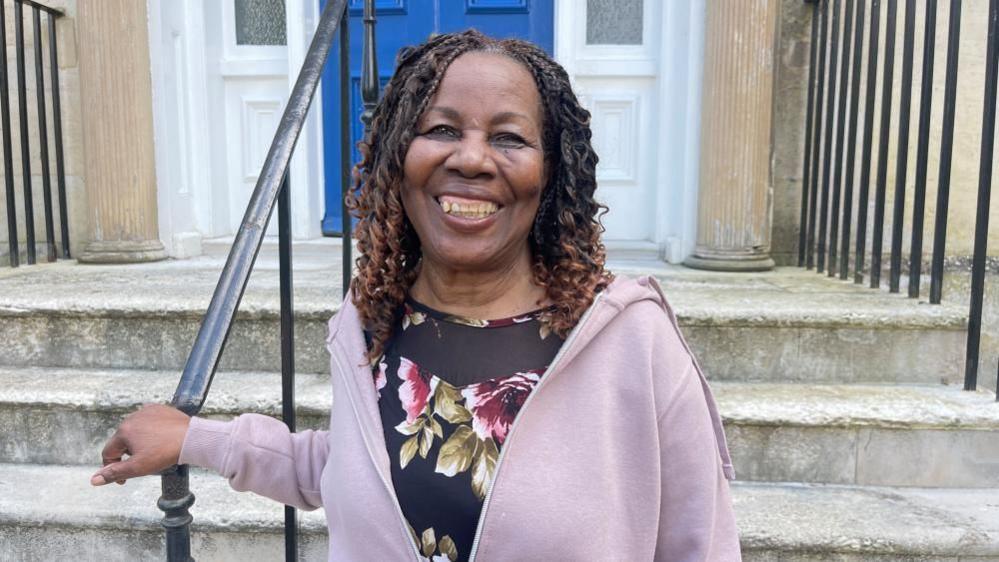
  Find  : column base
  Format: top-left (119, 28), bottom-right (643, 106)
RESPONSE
top-left (78, 239), bottom-right (168, 264)
top-left (684, 253), bottom-right (776, 272)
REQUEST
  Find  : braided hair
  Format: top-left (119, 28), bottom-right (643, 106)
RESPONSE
top-left (346, 29), bottom-right (613, 362)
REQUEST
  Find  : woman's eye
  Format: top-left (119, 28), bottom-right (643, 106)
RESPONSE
top-left (493, 134), bottom-right (527, 148)
top-left (425, 125), bottom-right (458, 138)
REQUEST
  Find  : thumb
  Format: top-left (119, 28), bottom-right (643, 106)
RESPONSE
top-left (91, 458), bottom-right (142, 486)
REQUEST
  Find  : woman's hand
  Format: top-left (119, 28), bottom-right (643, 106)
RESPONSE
top-left (91, 403), bottom-right (191, 486)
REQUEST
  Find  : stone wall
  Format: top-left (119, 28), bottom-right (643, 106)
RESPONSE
top-left (772, 0), bottom-right (999, 267)
top-left (0, 0), bottom-right (83, 263)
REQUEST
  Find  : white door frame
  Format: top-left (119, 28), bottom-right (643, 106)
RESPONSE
top-left (149, 0), bottom-right (326, 258)
top-left (553, 0), bottom-right (705, 262)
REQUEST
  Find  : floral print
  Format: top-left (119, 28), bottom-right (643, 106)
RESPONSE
top-left (462, 370), bottom-right (541, 444)
top-left (375, 298), bottom-right (562, 562)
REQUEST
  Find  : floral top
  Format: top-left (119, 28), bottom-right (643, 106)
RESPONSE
top-left (371, 298), bottom-right (562, 562)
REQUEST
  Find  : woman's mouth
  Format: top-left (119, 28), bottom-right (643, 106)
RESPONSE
top-left (436, 195), bottom-right (500, 219)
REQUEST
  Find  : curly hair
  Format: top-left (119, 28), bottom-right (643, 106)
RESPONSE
top-left (346, 29), bottom-right (613, 362)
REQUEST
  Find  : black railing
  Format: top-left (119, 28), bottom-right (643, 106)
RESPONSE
top-left (160, 1), bottom-right (379, 560)
top-left (0, 0), bottom-right (69, 267)
top-left (798, 0), bottom-right (999, 395)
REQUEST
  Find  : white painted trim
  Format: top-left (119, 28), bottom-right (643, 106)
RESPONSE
top-left (285, 0), bottom-right (325, 240)
top-left (655, 0), bottom-right (705, 263)
top-left (149, 0), bottom-right (215, 258)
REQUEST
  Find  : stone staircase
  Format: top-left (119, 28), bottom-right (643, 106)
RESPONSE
top-left (1, 240), bottom-right (997, 561)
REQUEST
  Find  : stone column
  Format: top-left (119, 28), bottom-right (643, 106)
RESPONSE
top-left (685, 0), bottom-right (779, 272)
top-left (76, 0), bottom-right (166, 263)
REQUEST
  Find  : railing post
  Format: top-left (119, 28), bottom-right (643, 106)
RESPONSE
top-left (32, 6), bottom-right (56, 263)
top-left (888, 0), bottom-right (917, 293)
top-left (798, 0), bottom-right (820, 267)
top-left (854, 0), bottom-right (882, 284)
top-left (839, 0), bottom-right (865, 280)
top-left (807, 0), bottom-right (830, 270)
top-left (14, 1), bottom-right (36, 265)
top-left (930, 0), bottom-right (963, 304)
top-left (278, 172), bottom-right (297, 560)
top-left (0, 1), bottom-right (18, 268)
top-left (871, 0), bottom-right (899, 289)
top-left (829, 0), bottom-right (855, 277)
top-left (159, 464), bottom-right (195, 562)
top-left (964, 0), bottom-right (999, 392)
top-left (47, 11), bottom-right (69, 259)
top-left (818, 0), bottom-right (841, 273)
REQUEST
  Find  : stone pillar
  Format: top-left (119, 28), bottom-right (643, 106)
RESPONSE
top-left (76, 0), bottom-right (166, 263)
top-left (685, 0), bottom-right (780, 272)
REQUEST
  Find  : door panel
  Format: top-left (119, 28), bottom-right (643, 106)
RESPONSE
top-left (320, 0), bottom-right (553, 234)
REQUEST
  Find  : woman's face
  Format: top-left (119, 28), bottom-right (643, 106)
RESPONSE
top-left (401, 51), bottom-right (546, 273)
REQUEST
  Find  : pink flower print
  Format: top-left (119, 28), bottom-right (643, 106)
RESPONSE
top-left (461, 371), bottom-right (541, 445)
top-left (397, 356), bottom-right (436, 424)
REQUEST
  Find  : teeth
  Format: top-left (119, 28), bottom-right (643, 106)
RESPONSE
top-left (439, 198), bottom-right (498, 218)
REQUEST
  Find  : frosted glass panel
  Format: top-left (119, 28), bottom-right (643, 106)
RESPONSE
top-left (234, 0), bottom-right (287, 46)
top-left (586, 0), bottom-right (643, 45)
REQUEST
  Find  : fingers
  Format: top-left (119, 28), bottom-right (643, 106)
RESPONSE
top-left (101, 430), bottom-right (127, 466)
top-left (91, 457), bottom-right (142, 486)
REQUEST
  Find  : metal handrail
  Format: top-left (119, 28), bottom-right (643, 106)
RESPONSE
top-left (159, 0), bottom-right (351, 559)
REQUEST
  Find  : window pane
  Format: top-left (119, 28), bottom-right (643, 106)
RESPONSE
top-left (234, 0), bottom-right (287, 46)
top-left (586, 0), bottom-right (643, 45)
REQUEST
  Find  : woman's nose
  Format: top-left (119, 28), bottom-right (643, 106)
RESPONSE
top-left (445, 134), bottom-right (497, 178)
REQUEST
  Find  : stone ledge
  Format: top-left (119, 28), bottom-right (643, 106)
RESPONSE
top-left (0, 366), bottom-right (331, 416)
top-left (2, 463), bottom-right (997, 559)
top-left (715, 382), bottom-right (999, 430)
top-left (737, 482), bottom-right (999, 557)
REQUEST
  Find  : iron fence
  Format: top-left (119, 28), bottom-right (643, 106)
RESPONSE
top-left (798, 0), bottom-right (999, 396)
top-left (0, 0), bottom-right (68, 267)
top-left (160, 0), bottom-right (378, 560)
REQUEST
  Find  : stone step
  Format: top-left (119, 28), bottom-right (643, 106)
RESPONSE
top-left (0, 367), bottom-right (330, 466)
top-left (1, 463), bottom-right (997, 561)
top-left (4, 368), bottom-right (997, 488)
top-left (0, 260), bottom-right (968, 383)
top-left (714, 382), bottom-right (999, 487)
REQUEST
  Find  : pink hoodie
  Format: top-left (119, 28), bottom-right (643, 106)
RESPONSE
top-left (180, 275), bottom-right (740, 560)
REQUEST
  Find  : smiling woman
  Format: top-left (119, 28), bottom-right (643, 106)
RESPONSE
top-left (93, 30), bottom-right (740, 562)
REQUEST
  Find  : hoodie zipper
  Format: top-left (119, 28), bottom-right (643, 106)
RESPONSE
top-left (330, 347), bottom-right (423, 561)
top-left (467, 291), bottom-right (605, 562)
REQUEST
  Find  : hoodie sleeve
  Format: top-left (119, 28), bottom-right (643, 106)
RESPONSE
top-left (639, 276), bottom-right (740, 560)
top-left (179, 414), bottom-right (328, 511)
top-left (653, 362), bottom-right (741, 561)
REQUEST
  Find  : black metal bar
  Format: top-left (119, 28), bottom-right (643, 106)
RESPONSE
top-left (872, 0), bottom-right (899, 288)
top-left (830, 0), bottom-right (855, 277)
top-left (340, 4), bottom-right (351, 299)
top-left (855, 0), bottom-right (883, 284)
top-left (162, 2), bottom-right (349, 558)
top-left (278, 173), bottom-right (297, 561)
top-left (818, 0), bottom-right (842, 273)
top-left (889, 0), bottom-right (917, 293)
top-left (48, 12), bottom-right (67, 259)
top-left (807, 0), bottom-right (831, 270)
top-left (930, 0), bottom-right (962, 304)
top-left (18, 0), bottom-right (62, 16)
top-left (907, 0), bottom-right (938, 298)
top-left (14, 1), bottom-right (35, 265)
top-left (839, 0), bottom-right (865, 280)
top-left (158, 464), bottom-right (194, 562)
top-left (799, 2), bottom-right (821, 267)
top-left (964, 0), bottom-right (999, 392)
top-left (1, 1), bottom-right (18, 267)
top-left (32, 7), bottom-right (54, 262)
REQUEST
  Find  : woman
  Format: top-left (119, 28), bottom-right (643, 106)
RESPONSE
top-left (93, 30), bottom-right (740, 561)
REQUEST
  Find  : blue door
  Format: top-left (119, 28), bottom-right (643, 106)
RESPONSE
top-left (319, 0), bottom-right (554, 235)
